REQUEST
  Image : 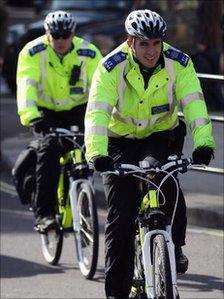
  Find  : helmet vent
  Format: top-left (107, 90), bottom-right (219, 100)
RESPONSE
top-left (125, 9), bottom-right (167, 39)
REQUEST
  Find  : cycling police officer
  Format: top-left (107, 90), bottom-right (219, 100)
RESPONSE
top-left (84, 9), bottom-right (215, 299)
top-left (16, 11), bottom-right (102, 232)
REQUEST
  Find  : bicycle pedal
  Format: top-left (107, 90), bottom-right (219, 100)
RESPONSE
top-left (34, 225), bottom-right (47, 234)
top-left (63, 232), bottom-right (70, 238)
top-left (129, 290), bottom-right (147, 299)
top-left (132, 278), bottom-right (145, 287)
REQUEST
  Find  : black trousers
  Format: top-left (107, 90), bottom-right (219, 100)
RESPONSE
top-left (34, 104), bottom-right (86, 219)
top-left (103, 131), bottom-right (187, 298)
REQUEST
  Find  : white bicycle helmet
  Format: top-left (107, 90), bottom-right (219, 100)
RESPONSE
top-left (44, 10), bottom-right (76, 35)
top-left (125, 9), bottom-right (167, 39)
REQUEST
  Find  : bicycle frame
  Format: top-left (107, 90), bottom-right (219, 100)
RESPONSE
top-left (57, 144), bottom-right (95, 232)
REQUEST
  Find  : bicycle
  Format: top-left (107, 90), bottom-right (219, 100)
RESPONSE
top-left (102, 156), bottom-right (197, 299)
top-left (37, 127), bottom-right (99, 279)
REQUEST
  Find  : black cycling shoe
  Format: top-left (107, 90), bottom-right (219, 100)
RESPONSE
top-left (175, 246), bottom-right (189, 274)
top-left (34, 216), bottom-right (60, 234)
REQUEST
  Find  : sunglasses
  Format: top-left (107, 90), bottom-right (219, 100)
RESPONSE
top-left (51, 32), bottom-right (72, 40)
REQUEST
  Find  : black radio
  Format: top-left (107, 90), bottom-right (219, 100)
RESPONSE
top-left (69, 63), bottom-right (82, 85)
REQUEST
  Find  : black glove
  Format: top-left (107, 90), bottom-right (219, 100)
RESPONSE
top-left (192, 146), bottom-right (214, 165)
top-left (30, 118), bottom-right (49, 134)
top-left (90, 156), bottom-right (114, 172)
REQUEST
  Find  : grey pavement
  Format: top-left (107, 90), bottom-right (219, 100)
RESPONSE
top-left (1, 131), bottom-right (223, 230)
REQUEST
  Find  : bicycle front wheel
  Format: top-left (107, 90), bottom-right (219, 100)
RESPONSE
top-left (40, 228), bottom-right (63, 265)
top-left (153, 234), bottom-right (173, 299)
top-left (74, 182), bottom-right (99, 279)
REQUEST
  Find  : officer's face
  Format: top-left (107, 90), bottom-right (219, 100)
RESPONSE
top-left (128, 37), bottom-right (162, 68)
top-left (47, 32), bottom-right (74, 54)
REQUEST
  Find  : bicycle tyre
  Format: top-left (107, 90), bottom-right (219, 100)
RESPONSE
top-left (40, 228), bottom-right (63, 265)
top-left (130, 234), bottom-right (147, 298)
top-left (153, 234), bottom-right (174, 299)
top-left (74, 182), bottom-right (99, 279)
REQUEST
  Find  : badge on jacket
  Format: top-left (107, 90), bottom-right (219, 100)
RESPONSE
top-left (29, 43), bottom-right (47, 56)
top-left (164, 48), bottom-right (189, 67)
top-left (103, 51), bottom-right (127, 72)
top-left (77, 49), bottom-right (96, 58)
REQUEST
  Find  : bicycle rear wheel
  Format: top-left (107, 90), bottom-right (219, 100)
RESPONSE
top-left (74, 182), bottom-right (99, 279)
top-left (40, 228), bottom-right (63, 265)
top-left (153, 234), bottom-right (173, 298)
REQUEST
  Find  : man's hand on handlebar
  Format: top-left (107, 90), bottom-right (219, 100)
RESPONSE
top-left (90, 155), bottom-right (114, 172)
top-left (192, 146), bottom-right (214, 166)
top-left (30, 118), bottom-right (50, 134)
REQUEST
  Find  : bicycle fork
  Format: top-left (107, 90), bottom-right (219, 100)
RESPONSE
top-left (69, 178), bottom-right (94, 232)
top-left (141, 227), bottom-right (179, 299)
top-left (69, 178), bottom-right (94, 262)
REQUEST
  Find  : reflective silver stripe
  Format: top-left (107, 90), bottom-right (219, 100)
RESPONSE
top-left (149, 56), bottom-right (177, 126)
top-left (112, 109), bottom-right (133, 125)
top-left (168, 118), bottom-right (179, 130)
top-left (18, 78), bottom-right (37, 89)
top-left (37, 91), bottom-right (85, 106)
top-left (112, 106), bottom-right (178, 129)
top-left (78, 40), bottom-right (89, 93)
top-left (164, 56), bottom-right (176, 109)
top-left (18, 99), bottom-right (37, 110)
top-left (108, 130), bottom-right (122, 137)
top-left (117, 60), bottom-right (128, 110)
top-left (25, 79), bottom-right (37, 87)
top-left (190, 118), bottom-right (210, 131)
top-left (37, 91), bottom-right (54, 105)
top-left (180, 92), bottom-right (205, 109)
top-left (86, 101), bottom-right (113, 114)
top-left (39, 50), bottom-right (46, 91)
top-left (85, 125), bottom-right (107, 136)
top-left (130, 118), bottom-right (149, 128)
top-left (80, 39), bottom-right (90, 48)
top-left (113, 109), bottom-right (152, 129)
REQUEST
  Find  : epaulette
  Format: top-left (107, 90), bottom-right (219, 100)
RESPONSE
top-left (164, 48), bottom-right (189, 67)
top-left (77, 49), bottom-right (96, 58)
top-left (29, 43), bottom-right (47, 56)
top-left (103, 51), bottom-right (127, 72)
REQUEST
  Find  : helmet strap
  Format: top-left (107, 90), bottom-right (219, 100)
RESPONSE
top-left (130, 37), bottom-right (136, 57)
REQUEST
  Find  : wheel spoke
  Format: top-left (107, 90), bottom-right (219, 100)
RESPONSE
top-left (40, 228), bottom-right (63, 265)
top-left (153, 235), bottom-right (173, 298)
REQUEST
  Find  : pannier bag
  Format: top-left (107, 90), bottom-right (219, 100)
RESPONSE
top-left (12, 140), bottom-right (39, 205)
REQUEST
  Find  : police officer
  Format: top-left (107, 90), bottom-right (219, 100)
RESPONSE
top-left (16, 11), bottom-right (102, 232)
top-left (84, 9), bottom-right (215, 299)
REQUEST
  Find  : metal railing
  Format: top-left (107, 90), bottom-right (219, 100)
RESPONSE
top-left (180, 72), bottom-right (224, 174)
top-left (197, 73), bottom-right (224, 81)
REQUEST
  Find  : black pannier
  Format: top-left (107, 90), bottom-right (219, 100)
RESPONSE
top-left (12, 140), bottom-right (39, 205)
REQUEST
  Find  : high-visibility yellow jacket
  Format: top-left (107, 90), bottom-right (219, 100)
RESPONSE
top-left (17, 35), bottom-right (102, 126)
top-left (85, 41), bottom-right (215, 161)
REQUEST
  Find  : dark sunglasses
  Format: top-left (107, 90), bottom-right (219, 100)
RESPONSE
top-left (51, 32), bottom-right (72, 40)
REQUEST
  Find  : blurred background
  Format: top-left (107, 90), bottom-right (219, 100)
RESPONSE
top-left (0, 0), bottom-right (223, 112)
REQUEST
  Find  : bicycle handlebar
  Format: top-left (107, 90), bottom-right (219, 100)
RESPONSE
top-left (45, 127), bottom-right (85, 154)
top-left (48, 127), bottom-right (84, 138)
top-left (101, 157), bottom-right (203, 176)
